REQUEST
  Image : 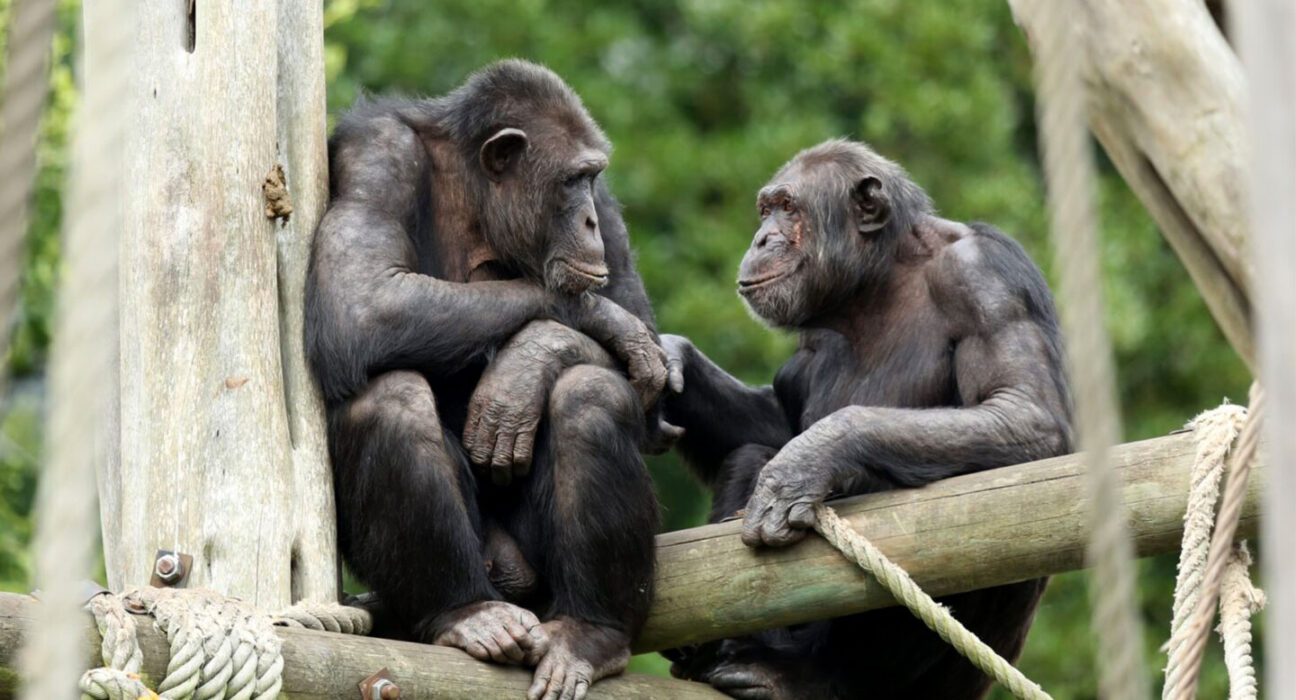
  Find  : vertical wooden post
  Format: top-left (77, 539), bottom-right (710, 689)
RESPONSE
top-left (101, 0), bottom-right (336, 608)
top-left (1233, 1), bottom-right (1296, 697)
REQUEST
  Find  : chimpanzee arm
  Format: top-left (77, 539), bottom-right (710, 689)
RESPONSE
top-left (463, 320), bottom-right (620, 484)
top-left (306, 113), bottom-right (662, 403)
top-left (742, 232), bottom-right (1072, 547)
top-left (660, 335), bottom-right (793, 487)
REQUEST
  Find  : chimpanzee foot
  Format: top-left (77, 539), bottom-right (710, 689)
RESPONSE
top-left (527, 618), bottom-right (630, 700)
top-left (428, 601), bottom-right (549, 666)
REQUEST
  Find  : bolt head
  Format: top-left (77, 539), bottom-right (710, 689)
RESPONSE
top-left (154, 553), bottom-right (181, 582)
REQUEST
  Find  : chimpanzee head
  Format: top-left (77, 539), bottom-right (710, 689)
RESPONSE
top-left (446, 60), bottom-right (613, 294)
top-left (738, 139), bottom-right (934, 327)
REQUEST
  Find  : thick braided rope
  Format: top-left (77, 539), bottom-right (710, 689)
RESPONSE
top-left (1029, 3), bottom-right (1148, 698)
top-left (1217, 543), bottom-right (1264, 700)
top-left (1165, 383), bottom-right (1265, 699)
top-left (272, 601), bottom-right (372, 635)
top-left (79, 593), bottom-right (153, 700)
top-left (1163, 402), bottom-right (1247, 677)
top-left (126, 588), bottom-right (284, 700)
top-left (812, 504), bottom-right (1050, 700)
top-left (0, 0), bottom-right (56, 376)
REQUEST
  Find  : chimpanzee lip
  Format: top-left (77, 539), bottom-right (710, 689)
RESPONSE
top-left (557, 258), bottom-right (609, 283)
top-left (738, 269), bottom-right (792, 292)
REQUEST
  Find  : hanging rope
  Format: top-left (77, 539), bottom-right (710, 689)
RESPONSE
top-left (813, 504), bottom-right (1050, 700)
top-left (19, 0), bottom-right (128, 696)
top-left (1027, 2), bottom-right (1149, 699)
top-left (1164, 384), bottom-right (1265, 699)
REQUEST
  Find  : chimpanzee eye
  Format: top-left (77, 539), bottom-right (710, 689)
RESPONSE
top-left (760, 207), bottom-right (771, 218)
top-left (783, 202), bottom-right (794, 213)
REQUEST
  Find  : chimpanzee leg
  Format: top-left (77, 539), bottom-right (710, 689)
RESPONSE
top-left (504, 365), bottom-right (658, 699)
top-left (330, 370), bottom-right (546, 664)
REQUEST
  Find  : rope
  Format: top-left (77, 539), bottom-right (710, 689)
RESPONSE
top-left (812, 503), bottom-right (1051, 700)
top-left (272, 600), bottom-right (372, 635)
top-left (1165, 403), bottom-right (1247, 660)
top-left (79, 593), bottom-right (155, 700)
top-left (19, 0), bottom-right (127, 695)
top-left (1029, 3), bottom-right (1148, 699)
top-left (127, 587), bottom-right (285, 700)
top-left (70, 588), bottom-right (373, 700)
top-left (1217, 543), bottom-right (1263, 700)
top-left (1164, 384), bottom-right (1265, 700)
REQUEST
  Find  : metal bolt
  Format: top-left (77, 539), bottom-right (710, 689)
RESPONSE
top-left (154, 553), bottom-right (182, 583)
top-left (372, 679), bottom-right (399, 700)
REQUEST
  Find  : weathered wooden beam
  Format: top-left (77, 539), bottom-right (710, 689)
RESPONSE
top-left (638, 430), bottom-right (1263, 651)
top-left (0, 430), bottom-right (1261, 696)
top-left (1009, 0), bottom-right (1256, 369)
top-left (0, 593), bottom-right (722, 700)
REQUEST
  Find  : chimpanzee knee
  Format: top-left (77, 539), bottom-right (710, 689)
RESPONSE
top-left (329, 370), bottom-right (490, 631)
top-left (527, 364), bottom-right (657, 633)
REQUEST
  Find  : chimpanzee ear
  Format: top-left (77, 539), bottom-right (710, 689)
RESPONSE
top-left (480, 128), bottom-right (529, 180)
top-left (851, 176), bottom-right (891, 234)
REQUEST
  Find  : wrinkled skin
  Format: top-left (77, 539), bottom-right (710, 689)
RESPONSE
top-left (663, 140), bottom-right (1072, 699)
top-left (305, 61), bottom-right (663, 700)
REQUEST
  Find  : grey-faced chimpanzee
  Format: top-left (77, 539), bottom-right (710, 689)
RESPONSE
top-left (305, 60), bottom-right (669, 700)
top-left (661, 140), bottom-right (1072, 699)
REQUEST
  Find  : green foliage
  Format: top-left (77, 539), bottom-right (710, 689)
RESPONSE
top-left (0, 0), bottom-right (1256, 695)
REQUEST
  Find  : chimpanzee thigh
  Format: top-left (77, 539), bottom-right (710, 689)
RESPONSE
top-left (494, 364), bottom-right (658, 634)
top-left (328, 370), bottom-right (493, 638)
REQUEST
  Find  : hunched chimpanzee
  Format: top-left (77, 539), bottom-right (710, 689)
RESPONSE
top-left (305, 60), bottom-right (670, 700)
top-left (662, 139), bottom-right (1072, 699)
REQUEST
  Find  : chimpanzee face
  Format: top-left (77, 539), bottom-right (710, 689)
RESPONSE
top-left (738, 161), bottom-right (894, 328)
top-left (478, 125), bottom-right (610, 294)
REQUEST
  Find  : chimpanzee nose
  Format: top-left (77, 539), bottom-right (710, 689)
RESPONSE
top-left (755, 229), bottom-right (777, 249)
top-left (585, 215), bottom-right (598, 234)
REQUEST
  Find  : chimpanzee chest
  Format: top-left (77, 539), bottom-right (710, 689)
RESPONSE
top-left (779, 317), bottom-right (959, 431)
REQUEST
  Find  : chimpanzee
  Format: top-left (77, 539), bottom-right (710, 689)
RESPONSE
top-left (304, 60), bottom-right (669, 700)
top-left (661, 139), bottom-right (1072, 699)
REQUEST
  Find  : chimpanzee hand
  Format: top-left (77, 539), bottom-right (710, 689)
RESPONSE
top-left (565, 294), bottom-right (669, 409)
top-left (740, 417), bottom-right (848, 548)
top-left (464, 333), bottom-right (557, 485)
top-left (660, 333), bottom-right (691, 396)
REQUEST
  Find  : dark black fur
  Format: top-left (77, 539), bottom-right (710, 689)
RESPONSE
top-left (663, 140), bottom-right (1072, 699)
top-left (304, 61), bottom-right (660, 691)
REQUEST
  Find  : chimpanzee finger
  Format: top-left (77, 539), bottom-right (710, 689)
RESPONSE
top-left (667, 355), bottom-right (685, 394)
top-left (787, 502), bottom-right (817, 529)
top-left (573, 679), bottom-right (590, 700)
top-left (740, 501), bottom-right (770, 548)
top-left (467, 409), bottom-right (497, 466)
top-left (492, 430), bottom-right (516, 470)
top-left (542, 665), bottom-right (567, 700)
top-left (512, 421), bottom-right (539, 474)
top-left (528, 658), bottom-right (554, 700)
top-left (489, 625), bottom-right (525, 664)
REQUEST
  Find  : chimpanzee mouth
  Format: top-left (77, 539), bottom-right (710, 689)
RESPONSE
top-left (556, 258), bottom-right (610, 286)
top-left (738, 269), bottom-right (793, 294)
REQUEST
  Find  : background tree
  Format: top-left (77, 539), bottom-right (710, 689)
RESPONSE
top-left (0, 0), bottom-right (1255, 697)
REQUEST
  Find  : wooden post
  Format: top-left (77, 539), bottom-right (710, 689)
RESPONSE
top-left (102, 1), bottom-right (336, 607)
top-left (1232, 1), bottom-right (1296, 697)
top-left (1009, 0), bottom-right (1256, 369)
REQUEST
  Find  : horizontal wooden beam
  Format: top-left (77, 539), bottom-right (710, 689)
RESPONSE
top-left (0, 429), bottom-right (1262, 696)
top-left (0, 593), bottom-right (722, 700)
top-left (638, 430), bottom-right (1264, 651)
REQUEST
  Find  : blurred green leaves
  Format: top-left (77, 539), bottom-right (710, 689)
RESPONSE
top-left (0, 0), bottom-right (1255, 694)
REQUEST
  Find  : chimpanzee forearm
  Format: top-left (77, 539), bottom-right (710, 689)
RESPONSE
top-left (740, 394), bottom-right (1071, 548)
top-left (660, 336), bottom-right (792, 486)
